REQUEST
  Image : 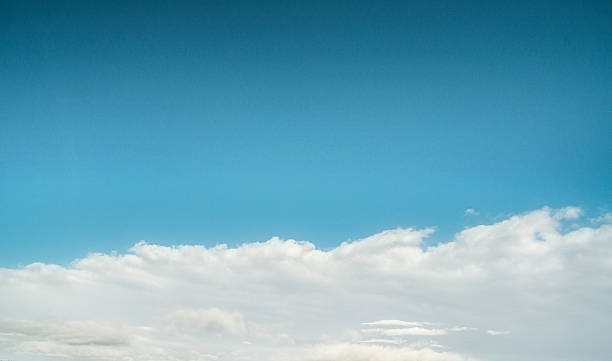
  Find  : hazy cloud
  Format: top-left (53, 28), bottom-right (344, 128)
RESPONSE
top-left (591, 212), bottom-right (612, 224)
top-left (465, 208), bottom-right (479, 216)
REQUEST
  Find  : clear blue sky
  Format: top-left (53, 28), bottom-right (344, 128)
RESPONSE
top-left (1, 0), bottom-right (610, 266)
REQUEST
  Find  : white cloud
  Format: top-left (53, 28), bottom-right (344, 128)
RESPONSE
top-left (591, 212), bottom-right (612, 224)
top-left (0, 206), bottom-right (610, 361)
top-left (465, 208), bottom-right (479, 216)
top-left (486, 330), bottom-right (510, 336)
top-left (360, 339), bottom-right (404, 344)
top-left (305, 343), bottom-right (481, 361)
top-left (361, 320), bottom-right (437, 327)
top-left (166, 308), bottom-right (247, 336)
top-left (362, 327), bottom-right (449, 336)
top-left (553, 206), bottom-right (583, 220)
top-left (361, 325), bottom-right (475, 337)
top-left (0, 319), bottom-right (133, 346)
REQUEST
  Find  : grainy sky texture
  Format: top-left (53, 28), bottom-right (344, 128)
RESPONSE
top-left (0, 1), bottom-right (611, 360)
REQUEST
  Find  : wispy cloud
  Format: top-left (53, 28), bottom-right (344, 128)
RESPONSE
top-left (553, 206), bottom-right (583, 220)
top-left (591, 212), bottom-right (612, 224)
top-left (362, 327), bottom-right (449, 336)
top-left (361, 320), bottom-right (437, 327)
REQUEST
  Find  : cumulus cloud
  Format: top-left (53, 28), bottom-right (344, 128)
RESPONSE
top-left (0, 207), bottom-right (610, 361)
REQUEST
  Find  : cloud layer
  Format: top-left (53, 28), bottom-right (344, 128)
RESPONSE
top-left (0, 207), bottom-right (610, 361)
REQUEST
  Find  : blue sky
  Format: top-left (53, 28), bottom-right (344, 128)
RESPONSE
top-left (1, 0), bottom-right (611, 266)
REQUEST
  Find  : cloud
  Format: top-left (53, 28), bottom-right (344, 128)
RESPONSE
top-left (167, 308), bottom-right (247, 336)
top-left (362, 327), bottom-right (449, 336)
top-left (360, 339), bottom-right (404, 344)
top-left (0, 207), bottom-right (610, 361)
top-left (0, 319), bottom-right (158, 360)
top-left (361, 320), bottom-right (438, 327)
top-left (591, 213), bottom-right (612, 224)
top-left (0, 319), bottom-right (132, 346)
top-left (465, 208), bottom-right (479, 216)
top-left (486, 330), bottom-right (510, 336)
top-left (553, 206), bottom-right (583, 220)
top-left (305, 343), bottom-right (481, 361)
top-left (361, 324), bottom-right (475, 337)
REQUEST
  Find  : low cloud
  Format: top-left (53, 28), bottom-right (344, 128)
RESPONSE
top-left (362, 327), bottom-right (449, 336)
top-left (0, 319), bottom-right (132, 347)
top-left (361, 323), bottom-right (475, 337)
top-left (167, 308), bottom-right (247, 336)
top-left (361, 320), bottom-right (438, 327)
top-left (305, 343), bottom-right (481, 361)
top-left (0, 207), bottom-right (610, 360)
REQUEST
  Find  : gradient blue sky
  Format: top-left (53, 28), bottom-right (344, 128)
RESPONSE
top-left (1, 0), bottom-right (611, 266)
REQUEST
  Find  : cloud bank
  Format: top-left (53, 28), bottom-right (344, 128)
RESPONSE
top-left (0, 207), bottom-right (610, 361)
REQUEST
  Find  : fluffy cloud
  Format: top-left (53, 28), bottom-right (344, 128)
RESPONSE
top-left (0, 207), bottom-right (610, 361)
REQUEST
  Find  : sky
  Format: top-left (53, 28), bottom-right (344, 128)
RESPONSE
top-left (1, 0), bottom-right (610, 266)
top-left (0, 1), bottom-right (611, 360)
